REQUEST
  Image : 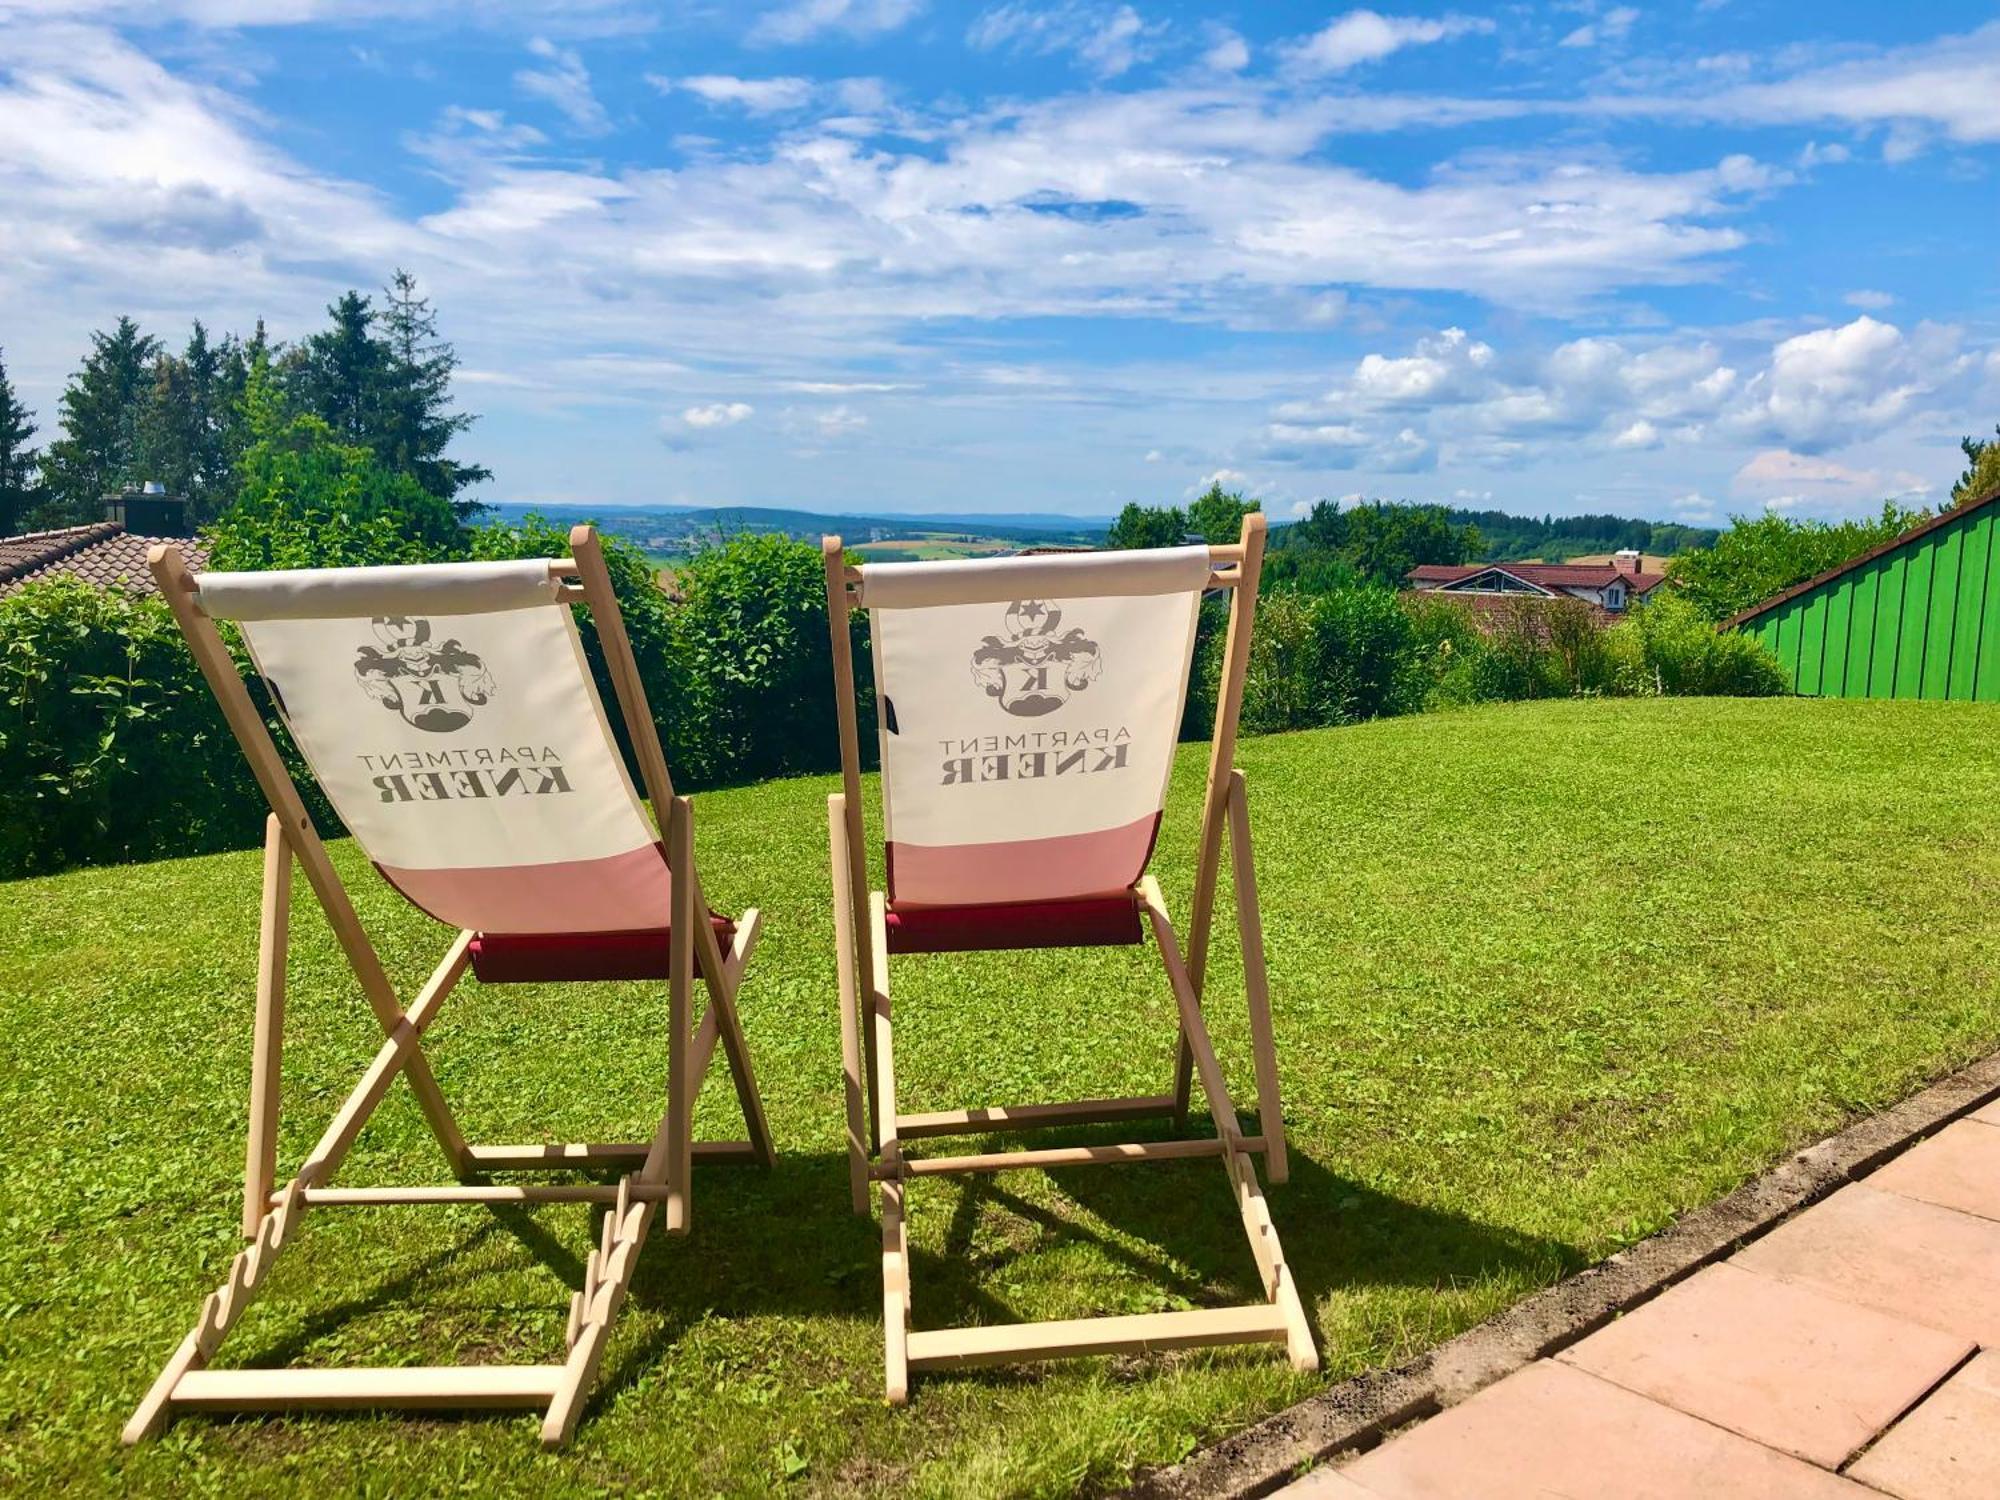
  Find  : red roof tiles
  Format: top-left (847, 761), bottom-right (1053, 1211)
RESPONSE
top-left (1407, 561), bottom-right (1667, 592)
top-left (0, 523), bottom-right (207, 600)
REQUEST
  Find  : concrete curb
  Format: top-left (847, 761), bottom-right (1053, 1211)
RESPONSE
top-left (1122, 1048), bottom-right (2000, 1500)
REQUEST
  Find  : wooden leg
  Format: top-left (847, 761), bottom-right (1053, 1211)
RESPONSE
top-left (868, 890), bottom-right (912, 1401)
top-left (700, 912), bottom-right (774, 1167)
top-left (1142, 878), bottom-right (1318, 1373)
top-left (830, 798), bottom-right (871, 1214)
top-left (665, 799), bottom-right (696, 1236)
top-left (1227, 773), bottom-right (1288, 1185)
top-left (882, 1177), bottom-right (909, 1404)
top-left (243, 815), bottom-right (291, 1237)
top-left (1171, 1034), bottom-right (1195, 1129)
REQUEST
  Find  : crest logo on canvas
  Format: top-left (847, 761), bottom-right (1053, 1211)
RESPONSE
top-left (354, 616), bottom-right (494, 733)
top-left (932, 598), bottom-right (1129, 786)
top-left (969, 599), bottom-right (1102, 717)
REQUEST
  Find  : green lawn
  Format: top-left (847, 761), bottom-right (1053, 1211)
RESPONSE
top-left (4, 698), bottom-right (1999, 1496)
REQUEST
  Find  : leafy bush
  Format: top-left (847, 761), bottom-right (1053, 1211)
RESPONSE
top-left (205, 363), bottom-right (463, 571)
top-left (1195, 583), bottom-right (1419, 736)
top-left (1667, 504), bottom-right (1927, 622)
top-left (0, 579), bottom-right (273, 876)
top-left (661, 532), bottom-right (855, 786)
top-left (1400, 592), bottom-right (1488, 708)
top-left (1611, 590), bottom-right (1789, 697)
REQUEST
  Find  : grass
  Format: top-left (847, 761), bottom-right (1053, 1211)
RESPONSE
top-left (3, 697), bottom-right (1999, 1496)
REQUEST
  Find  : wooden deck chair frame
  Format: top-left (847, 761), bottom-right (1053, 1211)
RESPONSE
top-left (124, 526), bottom-right (774, 1448)
top-left (821, 515), bottom-right (1316, 1401)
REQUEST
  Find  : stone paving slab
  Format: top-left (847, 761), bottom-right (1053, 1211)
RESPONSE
top-left (1868, 1117), bottom-right (2000, 1224)
top-left (1848, 1351), bottom-right (2000, 1500)
top-left (1335, 1361), bottom-right (1869, 1499)
top-left (1282, 1469), bottom-right (1378, 1499)
top-left (1733, 1183), bottom-right (2000, 1345)
top-left (1555, 1260), bottom-right (1974, 1468)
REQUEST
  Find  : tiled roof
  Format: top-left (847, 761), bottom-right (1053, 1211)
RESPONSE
top-left (0, 523), bottom-right (207, 600)
top-left (1407, 589), bottom-right (1623, 630)
top-left (1408, 561), bottom-right (1667, 592)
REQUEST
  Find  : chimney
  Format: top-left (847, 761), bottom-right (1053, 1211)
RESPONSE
top-left (1613, 547), bottom-right (1642, 575)
top-left (104, 482), bottom-right (190, 538)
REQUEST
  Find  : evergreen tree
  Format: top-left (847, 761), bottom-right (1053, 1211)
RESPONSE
top-left (127, 322), bottom-right (245, 522)
top-left (282, 291), bottom-right (387, 448)
top-left (375, 269), bottom-right (490, 515)
top-left (38, 317), bottom-right (160, 524)
top-left (0, 348), bottom-right (38, 535)
top-left (135, 351), bottom-right (197, 502)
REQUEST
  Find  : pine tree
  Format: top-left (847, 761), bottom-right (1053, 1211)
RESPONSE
top-left (38, 317), bottom-right (160, 525)
top-left (135, 352), bottom-right (196, 502)
top-left (0, 348), bottom-right (39, 536)
top-left (283, 291), bottom-right (389, 449)
top-left (375, 270), bottom-right (490, 516)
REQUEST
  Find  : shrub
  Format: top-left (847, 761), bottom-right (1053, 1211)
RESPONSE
top-left (1668, 504), bottom-right (1927, 622)
top-left (0, 578), bottom-right (274, 876)
top-left (1194, 583), bottom-right (1418, 736)
top-left (661, 532), bottom-right (852, 786)
top-left (1612, 590), bottom-right (1789, 697)
top-left (1399, 592), bottom-right (1489, 708)
top-left (206, 403), bottom-right (464, 572)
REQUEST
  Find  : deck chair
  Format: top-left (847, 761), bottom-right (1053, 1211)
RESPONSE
top-left (124, 526), bottom-right (773, 1448)
top-left (821, 514), bottom-right (1316, 1401)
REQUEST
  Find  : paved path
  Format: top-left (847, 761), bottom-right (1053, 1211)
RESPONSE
top-left (1288, 1100), bottom-right (2000, 1499)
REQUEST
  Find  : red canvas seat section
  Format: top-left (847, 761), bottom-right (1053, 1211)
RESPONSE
top-left (469, 916), bottom-right (736, 984)
top-left (884, 894), bottom-right (1142, 954)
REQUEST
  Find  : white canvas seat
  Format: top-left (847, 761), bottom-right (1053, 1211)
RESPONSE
top-left (124, 527), bottom-right (772, 1448)
top-left (822, 516), bottom-right (1317, 1401)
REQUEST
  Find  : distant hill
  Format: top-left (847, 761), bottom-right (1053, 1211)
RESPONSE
top-left (483, 502), bottom-right (1109, 559)
top-left (1446, 508), bottom-right (1718, 562)
top-left (481, 499), bottom-right (1715, 565)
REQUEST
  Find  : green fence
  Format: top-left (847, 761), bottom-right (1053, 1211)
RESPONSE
top-left (1732, 495), bottom-right (2000, 700)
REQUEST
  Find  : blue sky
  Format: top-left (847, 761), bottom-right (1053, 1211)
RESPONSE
top-left (1, 2), bottom-right (1996, 524)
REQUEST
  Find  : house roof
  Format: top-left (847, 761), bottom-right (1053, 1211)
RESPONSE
top-left (1406, 588), bottom-right (1622, 630)
top-left (1720, 483), bottom-right (2000, 630)
top-left (1407, 561), bottom-right (1668, 593)
top-left (0, 522), bottom-right (208, 600)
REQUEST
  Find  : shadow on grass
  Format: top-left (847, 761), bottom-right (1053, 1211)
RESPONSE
top-left (208, 1131), bottom-right (1575, 1426)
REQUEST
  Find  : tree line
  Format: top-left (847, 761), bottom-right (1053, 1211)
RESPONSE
top-left (0, 271), bottom-right (485, 536)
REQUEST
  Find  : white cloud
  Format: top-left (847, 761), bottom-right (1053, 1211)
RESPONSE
top-left (1253, 316), bottom-right (1990, 485)
top-left (1559, 6), bottom-right (1637, 49)
top-left (1659, 21), bottom-right (2000, 147)
top-left (1666, 491), bottom-right (1720, 523)
top-left (665, 75), bottom-right (816, 113)
top-left (1844, 288), bottom-right (1895, 310)
top-left (1191, 467), bottom-right (1252, 495)
top-left (1350, 327), bottom-right (1494, 404)
top-left (814, 404), bottom-right (868, 436)
top-left (1732, 450), bottom-right (1929, 510)
top-left (748, 0), bottom-right (924, 47)
top-left (1284, 9), bottom-right (1494, 75)
top-left (1728, 316), bottom-right (1967, 453)
top-left (1201, 28), bottom-right (1249, 73)
top-left (967, 4), bottom-right (1160, 80)
top-left (681, 401), bottom-right (754, 428)
top-left (514, 36), bottom-right (610, 135)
